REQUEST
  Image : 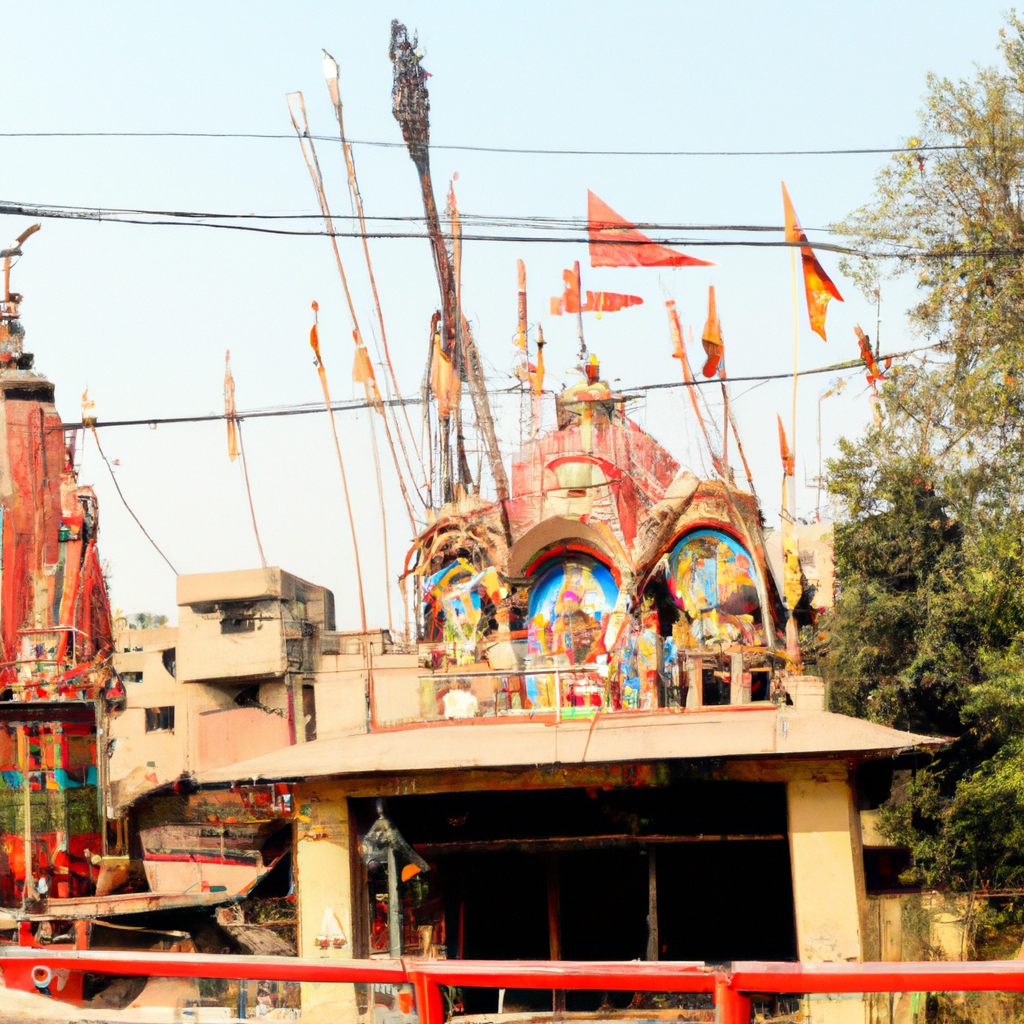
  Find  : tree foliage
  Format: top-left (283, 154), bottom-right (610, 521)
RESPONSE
top-left (824, 13), bottom-right (1024, 889)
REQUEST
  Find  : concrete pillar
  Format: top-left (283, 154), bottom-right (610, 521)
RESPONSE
top-left (294, 781), bottom-right (359, 1024)
top-left (787, 774), bottom-right (863, 963)
top-left (729, 653), bottom-right (748, 704)
top-left (786, 674), bottom-right (826, 711)
top-left (685, 655), bottom-right (702, 709)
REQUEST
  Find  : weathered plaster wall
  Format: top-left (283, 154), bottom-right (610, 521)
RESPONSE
top-left (787, 772), bottom-right (864, 963)
top-left (294, 780), bottom-right (359, 1024)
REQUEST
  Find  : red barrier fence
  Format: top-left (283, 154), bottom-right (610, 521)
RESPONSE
top-left (6, 950), bottom-right (1024, 1024)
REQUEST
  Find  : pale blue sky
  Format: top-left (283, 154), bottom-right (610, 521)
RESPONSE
top-left (0, 2), bottom-right (1010, 625)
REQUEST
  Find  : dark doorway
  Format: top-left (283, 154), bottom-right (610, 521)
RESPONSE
top-left (353, 776), bottom-right (798, 990)
top-left (657, 839), bottom-right (797, 961)
top-left (443, 851), bottom-right (550, 1014)
top-left (559, 848), bottom-right (648, 961)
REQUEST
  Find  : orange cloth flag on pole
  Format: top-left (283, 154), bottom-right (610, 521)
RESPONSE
top-left (782, 182), bottom-right (843, 341)
top-left (854, 325), bottom-right (890, 384)
top-left (224, 350), bottom-right (239, 462)
top-left (701, 286), bottom-right (724, 377)
top-left (549, 266), bottom-right (643, 315)
top-left (588, 191), bottom-right (716, 268)
top-left (777, 414), bottom-right (795, 476)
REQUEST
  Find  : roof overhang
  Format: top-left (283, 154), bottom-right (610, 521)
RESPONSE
top-left (198, 707), bottom-right (947, 787)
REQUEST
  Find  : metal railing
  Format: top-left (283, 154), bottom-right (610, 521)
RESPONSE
top-left (7, 951), bottom-right (1024, 1023)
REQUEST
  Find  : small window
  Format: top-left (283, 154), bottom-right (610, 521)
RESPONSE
top-left (303, 684), bottom-right (317, 743)
top-left (145, 706), bottom-right (175, 732)
top-left (864, 846), bottom-right (916, 893)
top-left (221, 615), bottom-right (255, 634)
top-left (120, 671), bottom-right (143, 684)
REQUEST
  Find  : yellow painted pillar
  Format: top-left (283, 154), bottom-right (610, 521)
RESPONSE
top-left (294, 782), bottom-right (359, 1024)
top-left (787, 774), bottom-right (863, 963)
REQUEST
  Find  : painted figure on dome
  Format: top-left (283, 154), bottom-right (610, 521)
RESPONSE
top-left (527, 557), bottom-right (617, 665)
top-left (667, 530), bottom-right (763, 647)
top-left (526, 556), bottom-right (618, 707)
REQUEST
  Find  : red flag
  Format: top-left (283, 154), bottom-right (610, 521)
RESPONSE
top-left (549, 266), bottom-right (642, 315)
top-left (588, 191), bottom-right (716, 268)
top-left (701, 286), bottom-right (723, 378)
top-left (584, 290), bottom-right (643, 313)
top-left (782, 183), bottom-right (843, 341)
top-left (854, 325), bottom-right (890, 384)
top-left (777, 415), bottom-right (795, 476)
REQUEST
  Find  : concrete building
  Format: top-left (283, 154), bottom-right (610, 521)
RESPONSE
top-left (109, 366), bottom-right (942, 1022)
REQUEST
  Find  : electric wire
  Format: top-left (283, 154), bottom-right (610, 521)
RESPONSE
top-left (89, 427), bottom-right (179, 575)
top-left (4, 200), bottom-right (1016, 260)
top-left (58, 345), bottom-right (936, 433)
top-left (0, 132), bottom-right (968, 158)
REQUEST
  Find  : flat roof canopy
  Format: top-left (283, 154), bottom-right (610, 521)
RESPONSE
top-left (199, 707), bottom-right (945, 786)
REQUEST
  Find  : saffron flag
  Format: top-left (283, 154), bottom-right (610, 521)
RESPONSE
top-left (549, 266), bottom-right (642, 316)
top-left (777, 415), bottom-right (795, 476)
top-left (429, 311), bottom-right (460, 418)
top-left (701, 285), bottom-right (723, 378)
top-left (224, 350), bottom-right (239, 463)
top-left (533, 325), bottom-right (546, 396)
top-left (352, 340), bottom-right (382, 407)
top-left (782, 533), bottom-right (803, 611)
top-left (309, 301), bottom-right (323, 367)
top-left (854, 325), bottom-right (890, 384)
top-left (588, 191), bottom-right (716, 268)
top-left (782, 183), bottom-right (843, 341)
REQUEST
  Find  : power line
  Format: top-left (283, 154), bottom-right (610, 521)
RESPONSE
top-left (0, 131), bottom-right (967, 159)
top-left (89, 427), bottom-right (179, 575)
top-left (4, 200), bottom-right (1014, 260)
top-left (61, 345), bottom-right (935, 433)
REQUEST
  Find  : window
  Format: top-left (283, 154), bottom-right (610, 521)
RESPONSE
top-left (303, 684), bottom-right (317, 743)
top-left (144, 706), bottom-right (175, 732)
top-left (221, 615), bottom-right (255, 634)
top-left (120, 671), bottom-right (143, 684)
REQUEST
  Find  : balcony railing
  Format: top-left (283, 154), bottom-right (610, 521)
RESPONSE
top-left (371, 654), bottom-right (779, 730)
top-left (7, 950), bottom-right (1024, 1024)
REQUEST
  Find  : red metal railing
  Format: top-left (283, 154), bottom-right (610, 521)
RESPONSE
top-left (6, 951), bottom-right (1024, 1024)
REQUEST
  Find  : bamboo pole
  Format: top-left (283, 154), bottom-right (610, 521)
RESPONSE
top-left (323, 51), bottom-right (426, 509)
top-left (309, 311), bottom-right (367, 634)
top-left (287, 92), bottom-right (398, 636)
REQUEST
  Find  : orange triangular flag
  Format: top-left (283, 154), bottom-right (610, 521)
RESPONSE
top-left (777, 415), bottom-right (795, 476)
top-left (854, 325), bottom-right (889, 383)
top-left (549, 262), bottom-right (642, 315)
top-left (701, 286), bottom-right (723, 377)
top-left (782, 183), bottom-right (843, 341)
top-left (588, 191), bottom-right (717, 268)
top-left (352, 343), bottom-right (382, 406)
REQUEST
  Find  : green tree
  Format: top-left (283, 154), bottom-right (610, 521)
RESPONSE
top-left (824, 13), bottom-right (1024, 889)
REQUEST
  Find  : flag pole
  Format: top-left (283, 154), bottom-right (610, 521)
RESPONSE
top-left (236, 425), bottom-right (267, 570)
top-left (667, 301), bottom-right (717, 475)
top-left (789, 245), bottom-right (800, 520)
top-left (323, 51), bottom-right (425, 501)
top-left (787, 246), bottom-right (801, 661)
top-left (310, 307), bottom-right (368, 638)
top-left (574, 260), bottom-right (587, 363)
top-left (287, 90), bottom-right (400, 637)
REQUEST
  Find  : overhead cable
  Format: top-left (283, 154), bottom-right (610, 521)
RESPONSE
top-left (0, 132), bottom-right (967, 158)
top-left (60, 345), bottom-right (936, 433)
top-left (3, 200), bottom-right (1013, 260)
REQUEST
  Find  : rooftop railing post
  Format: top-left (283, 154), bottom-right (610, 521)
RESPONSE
top-left (410, 970), bottom-right (445, 1024)
top-left (715, 971), bottom-right (750, 1024)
